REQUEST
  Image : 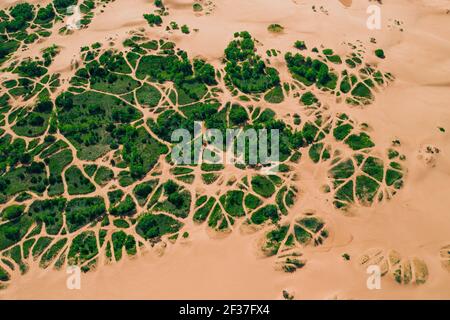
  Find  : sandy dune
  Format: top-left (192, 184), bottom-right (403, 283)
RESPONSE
top-left (1, 0), bottom-right (449, 299)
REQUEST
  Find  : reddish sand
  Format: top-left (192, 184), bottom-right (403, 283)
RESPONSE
top-left (1, 0), bottom-right (449, 299)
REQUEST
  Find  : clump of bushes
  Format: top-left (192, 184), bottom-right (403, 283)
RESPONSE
top-left (375, 49), bottom-right (385, 59)
top-left (144, 13), bottom-right (163, 26)
top-left (224, 31), bottom-right (280, 94)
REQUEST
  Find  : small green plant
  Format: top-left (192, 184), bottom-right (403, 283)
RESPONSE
top-left (268, 24), bottom-right (284, 33)
top-left (144, 13), bottom-right (163, 26)
top-left (181, 25), bottom-right (190, 34)
top-left (375, 49), bottom-right (385, 59)
top-left (193, 3), bottom-right (203, 12)
top-left (294, 40), bottom-right (307, 50)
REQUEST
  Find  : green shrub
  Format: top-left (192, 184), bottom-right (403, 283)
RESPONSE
top-left (268, 24), bottom-right (284, 33)
top-left (133, 180), bottom-right (158, 205)
top-left (108, 190), bottom-right (124, 207)
top-left (345, 132), bottom-right (375, 150)
top-left (375, 49), bottom-right (385, 59)
top-left (68, 231), bottom-right (98, 264)
top-left (264, 86), bottom-right (284, 104)
top-left (136, 83), bottom-right (161, 108)
top-left (29, 198), bottom-right (66, 235)
top-left (94, 166), bottom-right (114, 186)
top-left (351, 82), bottom-right (372, 99)
top-left (193, 3), bottom-right (203, 12)
top-left (193, 197), bottom-right (216, 222)
top-left (136, 213), bottom-right (183, 239)
top-left (285, 52), bottom-right (337, 90)
top-left (32, 237), bottom-right (52, 258)
top-left (333, 124), bottom-right (353, 141)
top-left (224, 32), bottom-right (280, 94)
top-left (294, 41), bottom-right (307, 50)
top-left (220, 190), bottom-right (245, 217)
top-left (144, 13), bottom-right (162, 26)
top-left (65, 197), bottom-right (105, 232)
top-left (40, 238), bottom-right (67, 268)
top-left (1, 205), bottom-right (25, 220)
top-left (251, 175), bottom-right (276, 198)
top-left (245, 194), bottom-right (262, 210)
top-left (110, 195), bottom-right (136, 216)
top-left (251, 205), bottom-right (279, 224)
top-left (300, 92), bottom-right (318, 106)
top-left (355, 175), bottom-right (379, 204)
top-left (113, 219), bottom-right (130, 229)
top-left (0, 215), bottom-right (33, 250)
top-left (65, 166), bottom-right (96, 195)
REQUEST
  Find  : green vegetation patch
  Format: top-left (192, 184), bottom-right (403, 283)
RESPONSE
top-left (251, 204), bottom-right (279, 225)
top-left (1, 205), bottom-right (25, 221)
top-left (136, 83), bottom-right (161, 108)
top-left (56, 91), bottom-right (142, 160)
top-left (220, 190), bottom-right (245, 217)
top-left (133, 180), bottom-right (158, 206)
top-left (29, 198), bottom-right (66, 235)
top-left (245, 194), bottom-right (262, 210)
top-left (330, 159), bottom-right (355, 180)
top-left (333, 123), bottom-right (353, 141)
top-left (251, 175), bottom-right (276, 198)
top-left (264, 86), bottom-right (284, 104)
top-left (153, 180), bottom-right (191, 218)
top-left (0, 215), bottom-right (33, 250)
top-left (91, 73), bottom-right (140, 95)
top-left (300, 91), bottom-right (318, 106)
top-left (113, 219), bottom-right (130, 229)
top-left (268, 24), bottom-right (284, 33)
top-left (47, 149), bottom-right (73, 196)
top-left (285, 51), bottom-right (337, 90)
top-left (68, 231), bottom-right (98, 265)
top-left (12, 101), bottom-right (52, 137)
top-left (65, 165), bottom-right (95, 195)
top-left (355, 175), bottom-right (380, 204)
top-left (193, 197), bottom-right (216, 223)
top-left (224, 32), bottom-right (280, 94)
top-left (94, 166), bottom-right (114, 186)
top-left (113, 126), bottom-right (168, 179)
top-left (32, 236), bottom-right (53, 259)
top-left (375, 49), bottom-right (385, 59)
top-left (263, 225), bottom-right (288, 256)
top-left (136, 213), bottom-right (183, 240)
top-left (345, 132), bottom-right (375, 150)
top-left (1, 162), bottom-right (48, 196)
top-left (40, 238), bottom-right (67, 268)
top-left (65, 197), bottom-right (106, 232)
top-left (110, 195), bottom-right (136, 216)
top-left (351, 82), bottom-right (373, 100)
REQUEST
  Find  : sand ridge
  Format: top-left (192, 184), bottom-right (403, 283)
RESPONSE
top-left (0, 0), bottom-right (449, 299)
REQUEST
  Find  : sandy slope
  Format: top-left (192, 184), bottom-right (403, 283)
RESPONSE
top-left (1, 0), bottom-right (450, 299)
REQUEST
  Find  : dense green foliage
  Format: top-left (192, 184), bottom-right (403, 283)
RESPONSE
top-left (285, 52), bottom-right (337, 89)
top-left (224, 32), bottom-right (280, 93)
top-left (136, 213), bottom-right (182, 240)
